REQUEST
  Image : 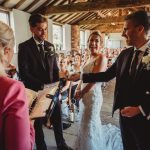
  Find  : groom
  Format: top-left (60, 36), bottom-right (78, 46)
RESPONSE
top-left (70, 10), bottom-right (150, 150)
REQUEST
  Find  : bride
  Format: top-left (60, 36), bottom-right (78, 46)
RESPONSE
top-left (74, 31), bottom-right (123, 150)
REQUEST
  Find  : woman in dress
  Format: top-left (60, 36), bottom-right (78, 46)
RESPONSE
top-left (59, 57), bottom-right (72, 128)
top-left (75, 31), bottom-right (123, 150)
top-left (0, 21), bottom-right (35, 150)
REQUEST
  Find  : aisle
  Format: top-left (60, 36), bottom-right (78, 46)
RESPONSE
top-left (34, 79), bottom-right (119, 150)
top-left (101, 79), bottom-right (119, 127)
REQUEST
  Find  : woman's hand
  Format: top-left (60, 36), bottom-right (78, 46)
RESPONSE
top-left (75, 90), bottom-right (83, 100)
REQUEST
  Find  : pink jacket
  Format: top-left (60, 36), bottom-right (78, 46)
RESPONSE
top-left (0, 76), bottom-right (35, 150)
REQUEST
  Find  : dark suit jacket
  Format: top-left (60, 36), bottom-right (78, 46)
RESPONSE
top-left (83, 47), bottom-right (150, 117)
top-left (18, 37), bottom-right (59, 91)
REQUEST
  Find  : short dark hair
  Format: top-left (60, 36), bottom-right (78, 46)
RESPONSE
top-left (125, 10), bottom-right (150, 33)
top-left (28, 14), bottom-right (47, 27)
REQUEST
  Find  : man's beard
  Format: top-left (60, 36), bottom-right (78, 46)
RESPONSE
top-left (126, 39), bottom-right (132, 46)
top-left (34, 36), bottom-right (45, 42)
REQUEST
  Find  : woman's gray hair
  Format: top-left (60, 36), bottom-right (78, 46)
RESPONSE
top-left (0, 21), bottom-right (15, 76)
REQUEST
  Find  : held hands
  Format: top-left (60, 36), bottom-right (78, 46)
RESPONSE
top-left (75, 90), bottom-right (83, 100)
top-left (67, 73), bottom-right (80, 81)
top-left (121, 106), bottom-right (141, 117)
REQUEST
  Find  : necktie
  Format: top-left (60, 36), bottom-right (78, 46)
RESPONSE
top-left (38, 44), bottom-right (45, 60)
top-left (130, 50), bottom-right (141, 77)
top-left (38, 44), bottom-right (46, 68)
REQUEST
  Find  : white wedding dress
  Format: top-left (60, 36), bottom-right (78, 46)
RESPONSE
top-left (75, 57), bottom-right (123, 150)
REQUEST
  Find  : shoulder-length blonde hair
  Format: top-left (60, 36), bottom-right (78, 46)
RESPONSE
top-left (0, 21), bottom-right (15, 76)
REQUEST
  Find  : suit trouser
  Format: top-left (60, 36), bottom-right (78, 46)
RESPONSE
top-left (34, 101), bottom-right (65, 150)
top-left (120, 113), bottom-right (150, 150)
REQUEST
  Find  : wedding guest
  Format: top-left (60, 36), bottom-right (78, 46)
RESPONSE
top-left (74, 53), bottom-right (82, 73)
top-left (59, 57), bottom-right (71, 129)
top-left (0, 21), bottom-right (35, 150)
top-left (59, 57), bottom-right (70, 105)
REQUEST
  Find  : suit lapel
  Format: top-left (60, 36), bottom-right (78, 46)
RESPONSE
top-left (29, 38), bottom-right (46, 70)
top-left (120, 47), bottom-right (134, 77)
top-left (134, 48), bottom-right (149, 79)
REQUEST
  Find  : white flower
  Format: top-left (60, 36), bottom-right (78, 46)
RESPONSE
top-left (46, 46), bottom-right (54, 52)
top-left (142, 53), bottom-right (150, 70)
top-left (142, 54), bottom-right (150, 64)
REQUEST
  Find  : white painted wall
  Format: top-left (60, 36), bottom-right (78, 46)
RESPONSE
top-left (10, 9), bottom-right (31, 67)
top-left (48, 19), bottom-right (53, 43)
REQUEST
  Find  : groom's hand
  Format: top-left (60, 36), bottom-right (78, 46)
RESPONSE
top-left (67, 73), bottom-right (80, 81)
top-left (121, 106), bottom-right (141, 117)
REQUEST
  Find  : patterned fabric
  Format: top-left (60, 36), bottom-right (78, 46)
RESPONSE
top-left (75, 58), bottom-right (123, 150)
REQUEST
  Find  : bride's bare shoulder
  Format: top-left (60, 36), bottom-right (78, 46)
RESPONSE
top-left (96, 54), bottom-right (107, 63)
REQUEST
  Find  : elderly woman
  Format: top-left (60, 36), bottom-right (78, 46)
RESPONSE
top-left (0, 21), bottom-right (34, 150)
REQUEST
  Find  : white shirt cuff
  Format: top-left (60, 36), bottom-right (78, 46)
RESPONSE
top-left (139, 105), bottom-right (146, 116)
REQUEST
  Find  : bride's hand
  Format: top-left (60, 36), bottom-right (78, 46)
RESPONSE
top-left (75, 90), bottom-right (83, 100)
top-left (67, 73), bottom-right (80, 81)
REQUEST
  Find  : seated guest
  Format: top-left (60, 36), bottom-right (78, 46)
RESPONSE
top-left (71, 53), bottom-right (82, 108)
top-left (59, 57), bottom-right (70, 102)
top-left (0, 21), bottom-right (35, 150)
top-left (73, 53), bottom-right (81, 73)
top-left (59, 58), bottom-right (71, 129)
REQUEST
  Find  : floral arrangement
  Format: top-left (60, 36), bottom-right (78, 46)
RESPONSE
top-left (142, 46), bottom-right (150, 70)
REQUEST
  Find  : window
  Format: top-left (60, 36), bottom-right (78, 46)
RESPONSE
top-left (0, 11), bottom-right (9, 25)
top-left (52, 24), bottom-right (63, 51)
top-left (106, 39), bottom-right (121, 48)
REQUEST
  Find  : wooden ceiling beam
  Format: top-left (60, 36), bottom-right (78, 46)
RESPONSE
top-left (78, 16), bottom-right (124, 25)
top-left (23, 0), bottom-right (41, 11)
top-left (69, 12), bottom-right (95, 24)
top-left (33, 0), bottom-right (74, 15)
top-left (32, 0), bottom-right (53, 14)
top-left (67, 12), bottom-right (92, 24)
top-left (45, 0), bottom-right (77, 17)
top-left (57, 0), bottom-right (69, 6)
top-left (53, 14), bottom-right (69, 22)
top-left (1, 0), bottom-right (10, 6)
top-left (0, 5), bottom-right (11, 12)
top-left (101, 29), bottom-right (122, 33)
top-left (82, 13), bottom-right (96, 21)
top-left (14, 0), bottom-right (27, 9)
top-left (41, 0), bottom-right (150, 15)
top-left (46, 0), bottom-right (60, 7)
top-left (62, 13), bottom-right (83, 24)
top-left (94, 24), bottom-right (123, 33)
top-left (49, 15), bottom-right (56, 19)
top-left (60, 13), bottom-right (79, 23)
top-left (70, 12), bottom-right (91, 24)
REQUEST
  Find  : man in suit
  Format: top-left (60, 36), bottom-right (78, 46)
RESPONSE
top-left (70, 10), bottom-right (150, 150)
top-left (18, 14), bottom-right (72, 150)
